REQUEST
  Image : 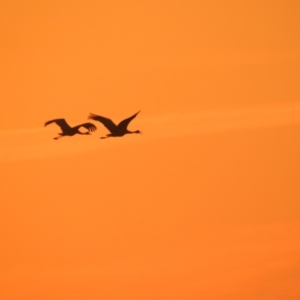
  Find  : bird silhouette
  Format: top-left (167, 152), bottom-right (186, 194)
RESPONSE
top-left (88, 111), bottom-right (141, 139)
top-left (44, 118), bottom-right (97, 140)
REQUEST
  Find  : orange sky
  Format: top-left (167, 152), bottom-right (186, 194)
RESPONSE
top-left (0, 1), bottom-right (300, 299)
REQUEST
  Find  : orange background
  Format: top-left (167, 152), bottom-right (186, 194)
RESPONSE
top-left (0, 1), bottom-right (300, 299)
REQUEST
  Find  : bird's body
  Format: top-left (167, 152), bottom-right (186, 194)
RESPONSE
top-left (44, 118), bottom-right (97, 140)
top-left (88, 111), bottom-right (141, 139)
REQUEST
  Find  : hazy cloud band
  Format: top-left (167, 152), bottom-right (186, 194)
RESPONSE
top-left (0, 102), bottom-right (299, 162)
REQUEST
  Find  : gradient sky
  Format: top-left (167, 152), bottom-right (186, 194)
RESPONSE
top-left (0, 1), bottom-right (300, 299)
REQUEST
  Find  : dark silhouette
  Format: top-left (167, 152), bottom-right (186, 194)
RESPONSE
top-left (88, 111), bottom-right (141, 139)
top-left (44, 118), bottom-right (97, 140)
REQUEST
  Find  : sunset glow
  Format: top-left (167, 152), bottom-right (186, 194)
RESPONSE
top-left (0, 1), bottom-right (299, 299)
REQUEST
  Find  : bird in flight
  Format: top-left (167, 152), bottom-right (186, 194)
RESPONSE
top-left (88, 111), bottom-right (141, 139)
top-left (44, 118), bottom-right (97, 140)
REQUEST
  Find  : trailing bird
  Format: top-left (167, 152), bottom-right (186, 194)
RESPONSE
top-left (44, 118), bottom-right (97, 140)
top-left (88, 111), bottom-right (141, 139)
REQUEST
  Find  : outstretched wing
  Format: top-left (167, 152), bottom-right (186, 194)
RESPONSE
top-left (117, 111), bottom-right (140, 130)
top-left (88, 113), bottom-right (117, 133)
top-left (75, 122), bottom-right (97, 133)
top-left (44, 118), bottom-right (71, 132)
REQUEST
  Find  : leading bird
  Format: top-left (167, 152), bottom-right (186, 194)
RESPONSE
top-left (44, 118), bottom-right (97, 140)
top-left (88, 111), bottom-right (141, 139)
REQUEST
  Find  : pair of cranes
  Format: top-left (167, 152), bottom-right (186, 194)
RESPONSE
top-left (45, 111), bottom-right (141, 140)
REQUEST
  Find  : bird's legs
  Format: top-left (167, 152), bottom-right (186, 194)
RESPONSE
top-left (54, 134), bottom-right (63, 140)
top-left (100, 133), bottom-right (112, 139)
top-left (100, 133), bottom-right (111, 139)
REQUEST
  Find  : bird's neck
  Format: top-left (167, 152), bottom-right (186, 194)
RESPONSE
top-left (127, 130), bottom-right (138, 134)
